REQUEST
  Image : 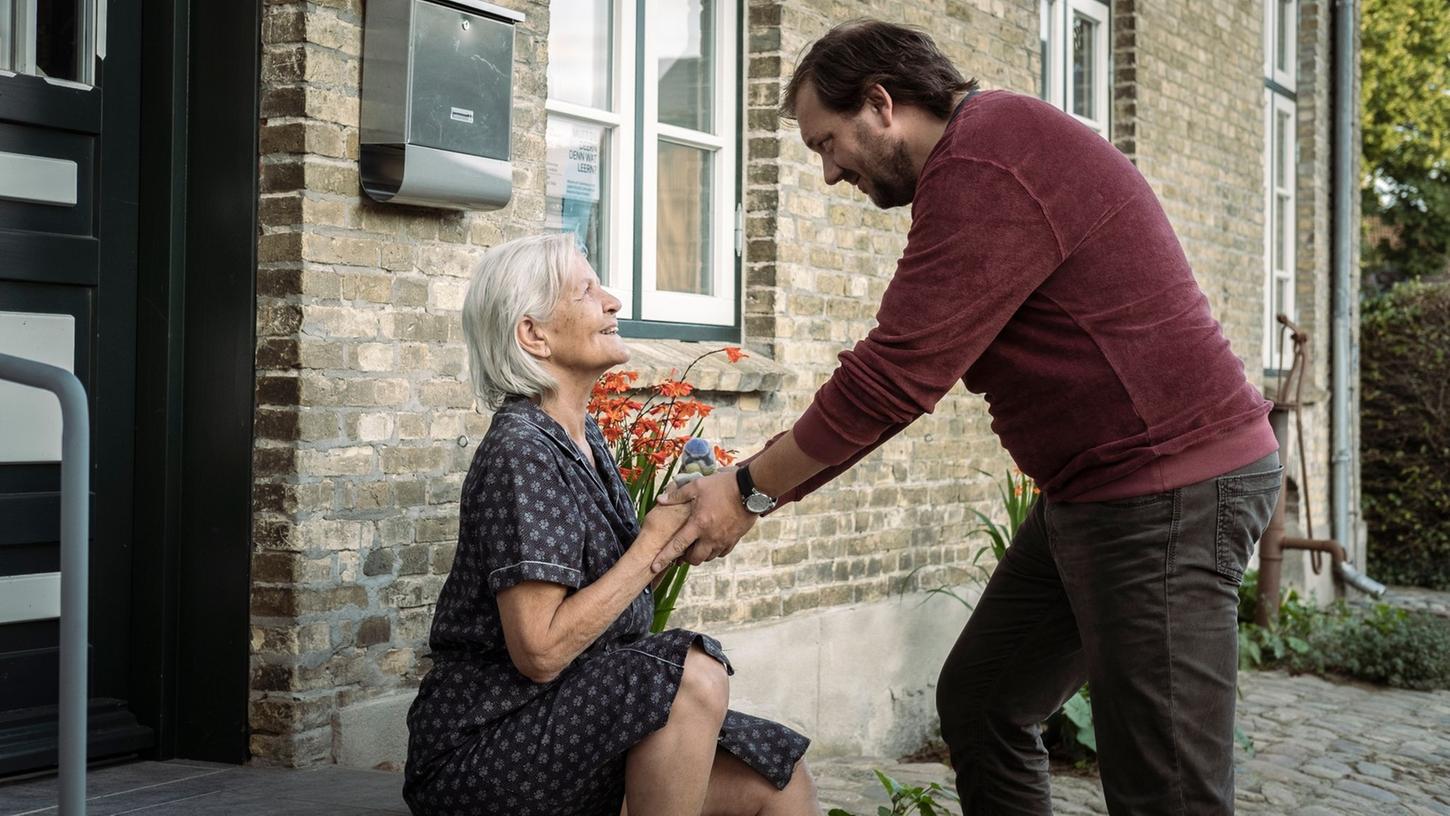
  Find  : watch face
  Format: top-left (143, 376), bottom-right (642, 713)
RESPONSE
top-left (745, 493), bottom-right (774, 514)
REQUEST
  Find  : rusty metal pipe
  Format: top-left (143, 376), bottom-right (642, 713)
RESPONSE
top-left (1256, 475), bottom-right (1290, 628)
top-left (1256, 316), bottom-right (1386, 628)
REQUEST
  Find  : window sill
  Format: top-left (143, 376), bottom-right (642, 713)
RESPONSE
top-left (616, 339), bottom-right (793, 394)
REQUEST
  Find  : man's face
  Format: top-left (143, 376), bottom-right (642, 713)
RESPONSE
top-left (795, 81), bottom-right (917, 209)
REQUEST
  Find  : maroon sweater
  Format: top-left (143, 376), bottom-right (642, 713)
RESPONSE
top-left (784, 91), bottom-right (1276, 504)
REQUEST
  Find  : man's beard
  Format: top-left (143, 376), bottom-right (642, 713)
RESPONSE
top-left (857, 124), bottom-right (917, 209)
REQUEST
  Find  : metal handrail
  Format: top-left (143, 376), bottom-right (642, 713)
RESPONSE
top-left (0, 352), bottom-right (89, 815)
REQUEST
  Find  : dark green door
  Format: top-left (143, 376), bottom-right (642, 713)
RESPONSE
top-left (0, 0), bottom-right (152, 773)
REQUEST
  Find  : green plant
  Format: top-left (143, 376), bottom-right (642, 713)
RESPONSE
top-left (1236, 569), bottom-right (1450, 690)
top-left (1313, 605), bottom-right (1450, 690)
top-left (969, 468), bottom-right (1037, 563)
top-left (909, 469), bottom-right (1038, 610)
top-left (1361, 280), bottom-right (1450, 590)
top-left (1060, 687), bottom-right (1096, 755)
top-left (826, 770), bottom-right (961, 816)
top-left (1236, 573), bottom-right (1321, 671)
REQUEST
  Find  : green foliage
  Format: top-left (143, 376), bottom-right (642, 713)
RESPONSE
top-left (1236, 572), bottom-right (1321, 670)
top-left (1360, 281), bottom-right (1450, 589)
top-left (969, 468), bottom-right (1037, 563)
top-left (1060, 687), bottom-right (1096, 755)
top-left (1311, 605), bottom-right (1450, 690)
top-left (826, 771), bottom-right (961, 816)
top-left (1236, 571), bottom-right (1450, 690)
top-left (1361, 0), bottom-right (1450, 294)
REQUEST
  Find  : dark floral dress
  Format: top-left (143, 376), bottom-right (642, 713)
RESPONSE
top-left (403, 396), bottom-right (809, 816)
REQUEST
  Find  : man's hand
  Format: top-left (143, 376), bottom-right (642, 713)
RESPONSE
top-left (652, 468), bottom-right (757, 572)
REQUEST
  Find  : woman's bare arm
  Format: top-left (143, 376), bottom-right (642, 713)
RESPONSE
top-left (496, 503), bottom-right (690, 683)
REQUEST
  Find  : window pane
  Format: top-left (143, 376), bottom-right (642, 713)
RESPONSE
top-left (656, 141), bottom-right (713, 296)
top-left (1274, 276), bottom-right (1291, 320)
top-left (35, 0), bottom-right (82, 81)
top-left (1277, 0), bottom-right (1293, 74)
top-left (545, 116), bottom-right (611, 285)
top-left (548, 0), bottom-right (611, 109)
top-left (1274, 192), bottom-right (1290, 272)
top-left (1071, 14), bottom-right (1096, 120)
top-left (1276, 110), bottom-right (1291, 188)
top-left (1039, 0), bottom-right (1051, 100)
top-left (1, 0), bottom-right (13, 71)
top-left (657, 0), bottom-right (714, 132)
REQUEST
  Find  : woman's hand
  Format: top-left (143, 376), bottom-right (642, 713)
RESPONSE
top-left (640, 500), bottom-right (692, 543)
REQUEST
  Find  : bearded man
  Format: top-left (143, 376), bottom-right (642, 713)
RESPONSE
top-left (659, 20), bottom-right (1280, 816)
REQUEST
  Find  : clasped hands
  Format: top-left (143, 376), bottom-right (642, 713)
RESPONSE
top-left (639, 467), bottom-right (758, 574)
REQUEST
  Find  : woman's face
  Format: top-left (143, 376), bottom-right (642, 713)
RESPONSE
top-left (538, 250), bottom-right (629, 378)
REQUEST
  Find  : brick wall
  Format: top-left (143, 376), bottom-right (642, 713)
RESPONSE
top-left (1118, 0), bottom-right (1266, 374)
top-left (247, 0), bottom-right (1351, 766)
top-left (250, 0), bottom-right (549, 765)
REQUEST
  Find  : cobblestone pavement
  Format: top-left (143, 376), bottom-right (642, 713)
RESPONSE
top-left (814, 668), bottom-right (1450, 815)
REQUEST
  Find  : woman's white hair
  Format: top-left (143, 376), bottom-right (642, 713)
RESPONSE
top-left (462, 233), bottom-right (577, 409)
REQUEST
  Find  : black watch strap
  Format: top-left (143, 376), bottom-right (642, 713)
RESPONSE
top-left (735, 465), bottom-right (777, 515)
top-left (735, 464), bottom-right (756, 500)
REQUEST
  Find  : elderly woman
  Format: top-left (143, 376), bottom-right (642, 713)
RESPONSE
top-left (403, 234), bottom-right (817, 816)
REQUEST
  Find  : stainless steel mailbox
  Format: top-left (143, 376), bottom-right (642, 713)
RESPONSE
top-left (360, 0), bottom-right (524, 210)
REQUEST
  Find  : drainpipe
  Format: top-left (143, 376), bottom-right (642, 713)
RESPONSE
top-left (1331, 0), bottom-right (1357, 552)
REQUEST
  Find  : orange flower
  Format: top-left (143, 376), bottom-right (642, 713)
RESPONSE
top-left (713, 446), bottom-right (736, 466)
top-left (657, 380), bottom-right (694, 398)
top-left (597, 370), bottom-right (639, 395)
top-left (724, 346), bottom-right (746, 363)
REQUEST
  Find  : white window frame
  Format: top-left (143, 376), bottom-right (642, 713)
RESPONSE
top-left (1043, 0), bottom-right (1110, 136)
top-left (639, 0), bottom-right (738, 326)
top-left (1265, 0), bottom-right (1297, 92)
top-left (1263, 0), bottom-right (1297, 369)
top-left (545, 0), bottom-right (739, 330)
top-left (1264, 90), bottom-right (1297, 369)
top-left (544, 0), bottom-right (637, 318)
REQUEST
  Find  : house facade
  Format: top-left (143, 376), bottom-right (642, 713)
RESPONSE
top-left (0, 0), bottom-right (1361, 774)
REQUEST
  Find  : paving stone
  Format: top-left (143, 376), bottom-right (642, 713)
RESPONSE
top-left (1334, 778), bottom-right (1403, 804)
top-left (1304, 757), bottom-right (1354, 779)
top-left (1261, 780), bottom-right (1299, 807)
top-left (812, 662), bottom-right (1450, 815)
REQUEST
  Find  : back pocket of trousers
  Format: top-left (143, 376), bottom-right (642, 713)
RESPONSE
top-left (1213, 467), bottom-right (1283, 585)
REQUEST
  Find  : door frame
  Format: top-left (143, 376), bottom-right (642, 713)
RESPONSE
top-left (131, 0), bottom-right (261, 763)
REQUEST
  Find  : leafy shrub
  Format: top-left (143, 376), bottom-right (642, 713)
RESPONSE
top-left (1361, 280), bottom-right (1450, 589)
top-left (1310, 605), bottom-right (1450, 690)
top-left (1237, 570), bottom-right (1450, 690)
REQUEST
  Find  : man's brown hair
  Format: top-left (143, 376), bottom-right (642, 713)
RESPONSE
top-left (781, 20), bottom-right (979, 121)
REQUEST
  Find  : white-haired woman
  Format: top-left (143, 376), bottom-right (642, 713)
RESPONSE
top-left (402, 234), bottom-right (818, 816)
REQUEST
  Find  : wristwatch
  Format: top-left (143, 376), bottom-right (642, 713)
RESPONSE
top-left (735, 465), bottom-right (778, 515)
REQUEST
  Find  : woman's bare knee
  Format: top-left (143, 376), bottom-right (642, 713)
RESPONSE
top-left (676, 645), bottom-right (729, 719)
